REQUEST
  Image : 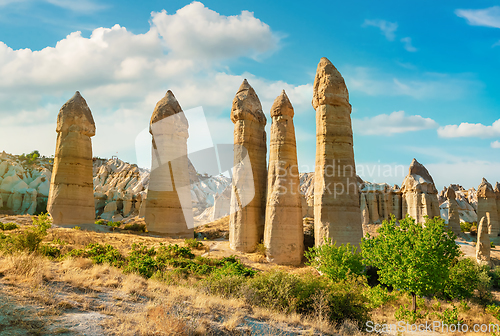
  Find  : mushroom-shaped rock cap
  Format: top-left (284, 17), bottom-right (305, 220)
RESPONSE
top-left (445, 186), bottom-right (456, 200)
top-left (56, 91), bottom-right (95, 136)
top-left (312, 57), bottom-right (350, 110)
top-left (270, 90), bottom-right (294, 118)
top-left (478, 178), bottom-right (495, 197)
top-left (150, 90), bottom-right (183, 125)
top-left (408, 158), bottom-right (435, 185)
top-left (230, 79), bottom-right (266, 125)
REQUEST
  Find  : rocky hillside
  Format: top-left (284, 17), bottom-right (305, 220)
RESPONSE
top-left (0, 152), bottom-right (485, 225)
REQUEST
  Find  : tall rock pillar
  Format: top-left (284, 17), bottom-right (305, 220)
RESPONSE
top-left (445, 186), bottom-right (461, 236)
top-left (229, 80), bottom-right (267, 252)
top-left (145, 91), bottom-right (193, 238)
top-left (477, 178), bottom-right (499, 238)
top-left (312, 57), bottom-right (363, 247)
top-left (264, 90), bottom-right (303, 265)
top-left (47, 92), bottom-right (96, 227)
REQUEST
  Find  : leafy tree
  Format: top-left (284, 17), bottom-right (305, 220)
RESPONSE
top-left (361, 215), bottom-right (461, 312)
top-left (305, 239), bottom-right (364, 282)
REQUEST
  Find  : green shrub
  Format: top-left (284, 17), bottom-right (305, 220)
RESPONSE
top-left (487, 304), bottom-right (500, 321)
top-left (434, 305), bottom-right (461, 325)
top-left (365, 284), bottom-right (396, 309)
top-left (95, 219), bottom-right (106, 225)
top-left (39, 244), bottom-right (61, 259)
top-left (66, 243), bottom-right (125, 267)
top-left (123, 223), bottom-right (146, 232)
top-left (124, 243), bottom-right (158, 277)
top-left (394, 305), bottom-right (428, 324)
top-left (199, 272), bottom-right (246, 298)
top-left (184, 238), bottom-right (203, 249)
top-left (0, 222), bottom-right (19, 231)
top-left (490, 266), bottom-right (500, 289)
top-left (305, 238), bottom-right (364, 282)
top-left (2, 213), bottom-right (52, 253)
top-left (442, 258), bottom-right (480, 299)
top-left (106, 221), bottom-right (121, 228)
top-left (460, 222), bottom-right (474, 233)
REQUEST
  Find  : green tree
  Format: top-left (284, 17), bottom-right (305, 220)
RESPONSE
top-left (361, 215), bottom-right (461, 312)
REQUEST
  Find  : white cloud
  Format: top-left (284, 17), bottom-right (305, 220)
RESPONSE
top-left (456, 6), bottom-right (500, 28)
top-left (345, 67), bottom-right (480, 99)
top-left (353, 111), bottom-right (438, 135)
top-left (401, 37), bottom-right (417, 52)
top-left (152, 2), bottom-right (280, 60)
top-left (492, 140), bottom-right (500, 148)
top-left (437, 119), bottom-right (500, 138)
top-left (362, 19), bottom-right (398, 41)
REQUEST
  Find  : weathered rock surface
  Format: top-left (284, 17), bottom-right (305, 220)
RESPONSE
top-left (445, 186), bottom-right (461, 236)
top-left (400, 158), bottom-right (440, 223)
top-left (263, 90), bottom-right (304, 265)
top-left (477, 178), bottom-right (499, 238)
top-left (47, 92), bottom-right (96, 227)
top-left (312, 57), bottom-right (363, 247)
top-left (229, 80), bottom-right (268, 252)
top-left (476, 216), bottom-right (491, 266)
top-left (145, 91), bottom-right (193, 237)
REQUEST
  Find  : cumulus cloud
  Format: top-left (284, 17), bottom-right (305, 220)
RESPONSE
top-left (437, 119), bottom-right (500, 138)
top-left (345, 67), bottom-right (480, 100)
top-left (456, 6), bottom-right (500, 28)
top-left (492, 140), bottom-right (500, 148)
top-left (362, 19), bottom-right (398, 41)
top-left (152, 2), bottom-right (280, 60)
top-left (353, 111), bottom-right (438, 136)
top-left (401, 37), bottom-right (417, 52)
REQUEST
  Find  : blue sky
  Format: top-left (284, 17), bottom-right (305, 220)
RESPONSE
top-left (0, 0), bottom-right (499, 189)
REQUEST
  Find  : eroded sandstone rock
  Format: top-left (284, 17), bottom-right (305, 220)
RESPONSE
top-left (229, 79), bottom-right (267, 252)
top-left (476, 216), bottom-right (491, 267)
top-left (47, 92), bottom-right (96, 226)
top-left (312, 57), bottom-right (363, 247)
top-left (477, 178), bottom-right (499, 238)
top-left (145, 91), bottom-right (193, 237)
top-left (445, 186), bottom-right (461, 236)
top-left (263, 90), bottom-right (304, 265)
top-left (400, 158), bottom-right (440, 223)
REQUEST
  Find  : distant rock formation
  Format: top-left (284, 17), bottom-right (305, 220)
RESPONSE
top-left (400, 158), bottom-right (440, 223)
top-left (445, 186), bottom-right (461, 236)
top-left (263, 90), bottom-right (304, 265)
top-left (312, 57), bottom-right (363, 247)
top-left (476, 216), bottom-right (491, 266)
top-left (477, 178), bottom-right (499, 238)
top-left (229, 80), bottom-right (267, 252)
top-left (0, 153), bottom-right (51, 215)
top-left (144, 91), bottom-right (194, 237)
top-left (47, 92), bottom-right (96, 227)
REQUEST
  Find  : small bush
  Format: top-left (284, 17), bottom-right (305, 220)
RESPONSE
top-left (442, 258), bottom-right (480, 299)
top-left (490, 266), bottom-right (500, 289)
top-left (394, 305), bottom-right (427, 324)
top-left (434, 305), bottom-right (461, 325)
top-left (460, 222), bottom-right (474, 233)
top-left (66, 243), bottom-right (125, 267)
top-left (39, 244), bottom-right (61, 259)
top-left (184, 238), bottom-right (203, 249)
top-left (107, 221), bottom-right (121, 228)
top-left (95, 219), bottom-right (106, 225)
top-left (305, 238), bottom-right (364, 282)
top-left (123, 223), bottom-right (146, 232)
top-left (1, 213), bottom-right (52, 253)
top-left (255, 242), bottom-right (266, 256)
top-left (0, 222), bottom-right (19, 231)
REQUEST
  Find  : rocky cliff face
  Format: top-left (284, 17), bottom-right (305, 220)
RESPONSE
top-left (0, 151), bottom-right (51, 215)
top-left (0, 152), bottom-right (230, 222)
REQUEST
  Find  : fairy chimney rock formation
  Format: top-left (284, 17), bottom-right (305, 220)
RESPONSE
top-left (229, 79), bottom-right (267, 252)
top-left (47, 92), bottom-right (96, 227)
top-left (477, 178), bottom-right (499, 238)
top-left (145, 90), bottom-right (194, 238)
top-left (476, 216), bottom-right (491, 266)
top-left (263, 90), bottom-right (304, 265)
top-left (445, 186), bottom-right (461, 236)
top-left (312, 57), bottom-right (363, 247)
top-left (400, 158), bottom-right (440, 223)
